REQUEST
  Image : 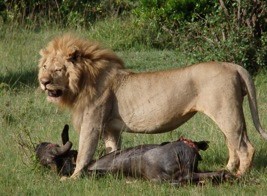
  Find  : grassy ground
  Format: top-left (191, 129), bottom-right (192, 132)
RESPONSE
top-left (1, 29), bottom-right (267, 195)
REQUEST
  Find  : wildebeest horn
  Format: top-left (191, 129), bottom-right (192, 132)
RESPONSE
top-left (61, 124), bottom-right (69, 145)
top-left (55, 141), bottom-right (72, 156)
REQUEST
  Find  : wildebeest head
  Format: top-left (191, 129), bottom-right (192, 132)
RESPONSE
top-left (35, 125), bottom-right (77, 176)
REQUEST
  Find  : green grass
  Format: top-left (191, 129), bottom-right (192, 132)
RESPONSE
top-left (1, 28), bottom-right (267, 195)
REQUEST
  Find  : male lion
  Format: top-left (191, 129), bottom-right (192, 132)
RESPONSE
top-left (38, 34), bottom-right (267, 179)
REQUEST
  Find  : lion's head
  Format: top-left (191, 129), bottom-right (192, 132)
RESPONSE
top-left (38, 34), bottom-right (124, 108)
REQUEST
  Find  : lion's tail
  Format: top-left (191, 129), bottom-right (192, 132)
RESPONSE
top-left (235, 64), bottom-right (267, 140)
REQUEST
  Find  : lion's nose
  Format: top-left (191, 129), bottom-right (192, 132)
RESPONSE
top-left (40, 78), bottom-right (51, 86)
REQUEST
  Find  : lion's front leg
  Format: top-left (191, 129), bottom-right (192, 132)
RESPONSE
top-left (70, 106), bottom-right (106, 179)
top-left (70, 126), bottom-right (100, 179)
top-left (69, 90), bottom-right (112, 179)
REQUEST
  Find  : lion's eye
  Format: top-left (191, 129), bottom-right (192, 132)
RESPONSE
top-left (43, 65), bottom-right (47, 70)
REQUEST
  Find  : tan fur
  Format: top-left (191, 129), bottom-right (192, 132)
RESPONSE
top-left (38, 34), bottom-right (267, 179)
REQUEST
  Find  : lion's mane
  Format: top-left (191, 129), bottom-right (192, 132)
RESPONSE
top-left (39, 34), bottom-right (125, 109)
top-left (39, 34), bottom-right (125, 131)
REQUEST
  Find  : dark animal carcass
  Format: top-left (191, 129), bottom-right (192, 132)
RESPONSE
top-left (35, 125), bottom-right (232, 184)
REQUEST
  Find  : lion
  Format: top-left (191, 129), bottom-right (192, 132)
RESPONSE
top-left (38, 34), bottom-right (267, 179)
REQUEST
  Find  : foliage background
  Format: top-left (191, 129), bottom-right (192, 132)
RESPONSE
top-left (0, 0), bottom-right (266, 73)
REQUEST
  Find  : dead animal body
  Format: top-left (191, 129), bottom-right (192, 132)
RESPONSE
top-left (35, 125), bottom-right (233, 184)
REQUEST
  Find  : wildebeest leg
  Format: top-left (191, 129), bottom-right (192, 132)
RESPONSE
top-left (191, 171), bottom-right (233, 182)
top-left (171, 171), bottom-right (233, 185)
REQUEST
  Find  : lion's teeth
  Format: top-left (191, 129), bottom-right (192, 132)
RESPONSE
top-left (48, 91), bottom-right (55, 97)
top-left (48, 90), bottom-right (63, 97)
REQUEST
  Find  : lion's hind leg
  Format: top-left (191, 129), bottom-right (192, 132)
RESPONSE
top-left (209, 108), bottom-right (255, 175)
top-left (235, 132), bottom-right (255, 176)
top-left (218, 108), bottom-right (255, 175)
top-left (225, 140), bottom-right (240, 172)
top-left (225, 124), bottom-right (254, 176)
top-left (198, 95), bottom-right (255, 175)
top-left (103, 129), bottom-right (121, 153)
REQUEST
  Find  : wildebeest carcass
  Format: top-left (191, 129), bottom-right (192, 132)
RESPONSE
top-left (35, 125), bottom-right (233, 184)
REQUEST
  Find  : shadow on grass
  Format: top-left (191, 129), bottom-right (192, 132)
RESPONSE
top-left (253, 148), bottom-right (267, 170)
top-left (0, 69), bottom-right (38, 90)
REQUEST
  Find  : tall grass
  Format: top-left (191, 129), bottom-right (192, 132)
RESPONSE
top-left (1, 27), bottom-right (267, 195)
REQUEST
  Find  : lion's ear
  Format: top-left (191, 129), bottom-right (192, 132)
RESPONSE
top-left (67, 47), bottom-right (81, 62)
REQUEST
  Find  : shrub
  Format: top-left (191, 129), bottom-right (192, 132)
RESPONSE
top-left (0, 0), bottom-right (266, 73)
top-left (132, 0), bottom-right (267, 73)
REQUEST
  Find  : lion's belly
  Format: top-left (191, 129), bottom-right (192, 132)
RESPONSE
top-left (109, 112), bottom-right (196, 133)
top-left (110, 75), bottom-right (197, 133)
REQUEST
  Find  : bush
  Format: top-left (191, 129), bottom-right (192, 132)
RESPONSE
top-left (132, 0), bottom-right (267, 73)
top-left (0, 0), bottom-right (266, 73)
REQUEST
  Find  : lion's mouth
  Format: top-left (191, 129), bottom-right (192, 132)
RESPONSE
top-left (47, 89), bottom-right (63, 98)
